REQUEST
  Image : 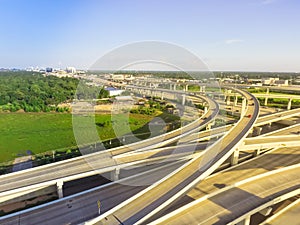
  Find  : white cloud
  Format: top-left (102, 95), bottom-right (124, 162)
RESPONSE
top-left (224, 39), bottom-right (244, 45)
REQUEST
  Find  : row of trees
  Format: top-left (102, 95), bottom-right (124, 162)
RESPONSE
top-left (0, 71), bottom-right (109, 112)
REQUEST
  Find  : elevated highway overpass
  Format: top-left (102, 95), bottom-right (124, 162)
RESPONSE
top-left (2, 91), bottom-right (299, 220)
top-left (0, 90), bottom-right (220, 216)
top-left (261, 123), bottom-right (300, 136)
top-left (2, 85), bottom-right (300, 224)
top-left (150, 164), bottom-right (300, 225)
top-left (2, 145), bottom-right (300, 224)
top-left (86, 88), bottom-right (259, 225)
top-left (255, 108), bottom-right (300, 127)
top-left (0, 160), bottom-right (187, 225)
top-left (241, 135), bottom-right (300, 151)
top-left (3, 86), bottom-right (297, 197)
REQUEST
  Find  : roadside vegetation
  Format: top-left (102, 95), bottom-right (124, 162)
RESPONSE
top-left (0, 71), bottom-right (108, 112)
top-left (0, 113), bottom-right (156, 163)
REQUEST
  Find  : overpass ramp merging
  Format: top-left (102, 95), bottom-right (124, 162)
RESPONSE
top-left (86, 88), bottom-right (259, 225)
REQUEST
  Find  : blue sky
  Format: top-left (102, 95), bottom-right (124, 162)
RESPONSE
top-left (0, 0), bottom-right (299, 71)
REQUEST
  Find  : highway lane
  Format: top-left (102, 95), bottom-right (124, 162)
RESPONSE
top-left (87, 88), bottom-right (259, 225)
top-left (241, 135), bottom-right (300, 150)
top-left (255, 108), bottom-right (300, 127)
top-left (0, 161), bottom-right (187, 225)
top-left (2, 145), bottom-right (299, 225)
top-left (150, 164), bottom-right (300, 225)
top-left (154, 146), bottom-right (300, 220)
top-left (178, 125), bottom-right (232, 144)
top-left (254, 93), bottom-right (300, 100)
top-left (0, 143), bottom-right (207, 205)
top-left (262, 123), bottom-right (300, 136)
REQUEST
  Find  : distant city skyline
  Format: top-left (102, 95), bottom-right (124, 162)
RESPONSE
top-left (0, 0), bottom-right (300, 72)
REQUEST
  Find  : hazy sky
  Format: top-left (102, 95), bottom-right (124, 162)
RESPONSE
top-left (0, 0), bottom-right (299, 72)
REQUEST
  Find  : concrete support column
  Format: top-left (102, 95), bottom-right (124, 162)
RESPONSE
top-left (236, 216), bottom-right (251, 225)
top-left (253, 148), bottom-right (261, 157)
top-left (266, 88), bottom-right (269, 94)
top-left (267, 122), bottom-right (272, 129)
top-left (287, 98), bottom-right (292, 110)
top-left (182, 94), bottom-right (186, 105)
top-left (264, 97), bottom-right (268, 106)
top-left (161, 91), bottom-right (164, 100)
top-left (241, 97), bottom-right (247, 117)
top-left (111, 167), bottom-right (120, 181)
top-left (199, 86), bottom-right (203, 92)
top-left (204, 106), bottom-right (208, 114)
top-left (230, 149), bottom-right (239, 166)
top-left (185, 84), bottom-right (189, 92)
top-left (202, 86), bottom-right (206, 93)
top-left (206, 123), bottom-right (212, 130)
top-left (248, 128), bottom-right (253, 138)
top-left (174, 84), bottom-right (177, 91)
top-left (259, 207), bottom-right (272, 216)
top-left (170, 83), bottom-right (173, 90)
top-left (253, 127), bottom-right (262, 136)
top-left (234, 96), bottom-right (238, 106)
top-left (226, 96), bottom-right (231, 105)
top-left (57, 180), bottom-right (64, 199)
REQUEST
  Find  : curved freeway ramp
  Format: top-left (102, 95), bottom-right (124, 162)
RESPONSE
top-left (86, 88), bottom-right (259, 225)
top-left (150, 164), bottom-right (300, 225)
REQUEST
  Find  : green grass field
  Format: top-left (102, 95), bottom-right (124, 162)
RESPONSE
top-left (0, 113), bottom-right (156, 163)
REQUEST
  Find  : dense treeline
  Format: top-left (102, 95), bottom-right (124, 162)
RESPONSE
top-left (0, 71), bottom-right (108, 112)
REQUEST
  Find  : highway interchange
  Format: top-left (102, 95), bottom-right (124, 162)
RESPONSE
top-left (0, 83), bottom-right (300, 225)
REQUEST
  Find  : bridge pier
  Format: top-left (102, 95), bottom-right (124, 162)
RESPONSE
top-left (185, 84), bottom-right (189, 92)
top-left (236, 215), bottom-right (251, 225)
top-left (264, 97), bottom-right (268, 106)
top-left (182, 94), bottom-right (186, 105)
top-left (161, 91), bottom-right (164, 100)
top-left (226, 96), bottom-right (231, 105)
top-left (248, 128), bottom-right (254, 137)
top-left (241, 97), bottom-right (247, 117)
top-left (204, 106), bottom-right (208, 114)
top-left (253, 127), bottom-right (262, 136)
top-left (267, 122), bottom-right (272, 129)
top-left (230, 149), bottom-right (239, 166)
top-left (110, 167), bottom-right (120, 181)
top-left (234, 96), bottom-right (238, 106)
top-left (253, 148), bottom-right (261, 157)
top-left (287, 98), bottom-right (292, 110)
top-left (206, 123), bottom-right (212, 130)
top-left (57, 180), bottom-right (64, 199)
top-left (259, 206), bottom-right (272, 216)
